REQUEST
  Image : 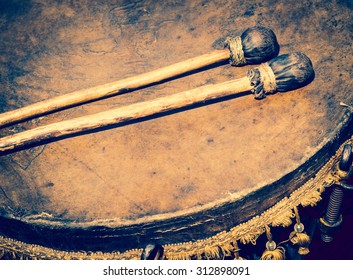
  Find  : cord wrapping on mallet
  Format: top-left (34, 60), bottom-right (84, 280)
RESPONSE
top-left (224, 36), bottom-right (246, 66)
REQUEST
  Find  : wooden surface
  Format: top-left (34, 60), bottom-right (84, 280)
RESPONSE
top-left (0, 0), bottom-right (352, 252)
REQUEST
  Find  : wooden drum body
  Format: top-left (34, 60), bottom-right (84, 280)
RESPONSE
top-left (0, 0), bottom-right (352, 259)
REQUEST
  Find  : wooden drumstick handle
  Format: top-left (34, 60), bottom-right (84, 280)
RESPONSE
top-left (0, 51), bottom-right (228, 127)
top-left (0, 26), bottom-right (279, 128)
top-left (0, 77), bottom-right (252, 153)
top-left (0, 53), bottom-right (314, 154)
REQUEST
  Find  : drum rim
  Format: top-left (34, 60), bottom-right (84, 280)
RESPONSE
top-left (1, 118), bottom-right (353, 259)
top-left (0, 109), bottom-right (352, 254)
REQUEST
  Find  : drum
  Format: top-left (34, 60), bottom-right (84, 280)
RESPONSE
top-left (0, 0), bottom-right (352, 260)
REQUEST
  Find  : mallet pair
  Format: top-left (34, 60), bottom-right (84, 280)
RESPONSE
top-left (0, 26), bottom-right (314, 154)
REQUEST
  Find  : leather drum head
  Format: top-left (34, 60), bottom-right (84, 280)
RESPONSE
top-left (0, 0), bottom-right (352, 253)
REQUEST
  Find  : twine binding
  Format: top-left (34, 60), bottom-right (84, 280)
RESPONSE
top-left (224, 36), bottom-right (246, 66)
top-left (247, 63), bottom-right (277, 99)
top-left (257, 63), bottom-right (277, 94)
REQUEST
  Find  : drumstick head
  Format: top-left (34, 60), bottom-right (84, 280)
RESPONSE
top-left (225, 26), bottom-right (279, 66)
top-left (241, 26), bottom-right (280, 64)
top-left (269, 52), bottom-right (315, 92)
top-left (247, 52), bottom-right (314, 99)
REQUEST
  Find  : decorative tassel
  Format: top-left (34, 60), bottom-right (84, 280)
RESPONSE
top-left (261, 225), bottom-right (286, 260)
top-left (261, 245), bottom-right (286, 260)
top-left (213, 241), bottom-right (236, 259)
top-left (289, 206), bottom-right (311, 255)
top-left (204, 245), bottom-right (222, 259)
top-left (301, 190), bottom-right (322, 207)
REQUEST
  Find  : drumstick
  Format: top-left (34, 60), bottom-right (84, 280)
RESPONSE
top-left (0, 53), bottom-right (313, 154)
top-left (0, 26), bottom-right (279, 128)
